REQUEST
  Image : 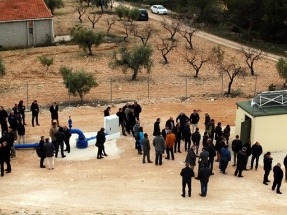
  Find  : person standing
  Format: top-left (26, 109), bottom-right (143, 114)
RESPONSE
top-left (173, 122), bottom-right (181, 153)
top-left (133, 120), bottom-right (141, 150)
top-left (1, 141), bottom-right (11, 173)
top-left (116, 108), bottom-right (126, 136)
top-left (183, 122), bottom-right (192, 151)
top-left (153, 132), bottom-right (165, 166)
top-left (0, 142), bottom-right (5, 177)
top-left (63, 126), bottom-right (71, 153)
top-left (185, 145), bottom-right (196, 169)
top-left (180, 163), bottom-right (195, 198)
top-left (263, 152), bottom-right (273, 185)
top-left (104, 107), bottom-right (111, 117)
top-left (142, 133), bottom-right (152, 164)
top-left (207, 138), bottom-right (216, 175)
top-left (17, 119), bottom-right (25, 144)
top-left (30, 100), bottom-right (40, 127)
top-left (0, 106), bottom-right (8, 136)
top-left (204, 113), bottom-right (210, 132)
top-left (165, 130), bottom-right (176, 160)
top-left (198, 162), bottom-right (211, 197)
top-left (132, 101), bottom-right (142, 120)
top-left (206, 119), bottom-right (215, 141)
top-left (39, 136), bottom-right (46, 168)
top-left (196, 147), bottom-right (209, 179)
top-left (223, 125), bottom-right (231, 145)
top-left (136, 127), bottom-right (144, 155)
top-left (68, 116), bottom-right (72, 130)
top-left (250, 141), bottom-right (263, 170)
top-left (153, 118), bottom-right (161, 136)
top-left (189, 110), bottom-right (200, 133)
top-left (234, 147), bottom-right (247, 177)
top-left (49, 122), bottom-right (58, 149)
top-left (191, 127), bottom-right (201, 155)
top-left (96, 128), bottom-right (106, 159)
top-left (231, 135), bottom-right (242, 166)
top-left (220, 144), bottom-right (231, 174)
top-left (176, 112), bottom-right (189, 139)
top-left (243, 140), bottom-right (252, 170)
top-left (44, 138), bottom-right (55, 170)
top-left (54, 127), bottom-right (66, 158)
top-left (272, 163), bottom-right (283, 194)
top-left (165, 117), bottom-right (175, 130)
top-left (284, 155), bottom-right (287, 182)
top-left (18, 100), bottom-right (26, 125)
top-left (49, 102), bottom-right (59, 125)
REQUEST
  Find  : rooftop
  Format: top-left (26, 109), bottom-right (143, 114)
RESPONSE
top-left (236, 100), bottom-right (287, 117)
top-left (0, 0), bottom-right (52, 22)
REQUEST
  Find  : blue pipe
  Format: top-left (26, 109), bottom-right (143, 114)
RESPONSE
top-left (14, 143), bottom-right (39, 149)
top-left (70, 128), bottom-right (88, 149)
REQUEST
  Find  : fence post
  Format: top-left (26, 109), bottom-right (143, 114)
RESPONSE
top-left (69, 71), bottom-right (71, 106)
top-left (26, 82), bottom-right (29, 109)
top-left (221, 72), bottom-right (224, 97)
top-left (148, 75), bottom-right (150, 98)
top-left (110, 78), bottom-right (113, 101)
top-left (254, 75), bottom-right (257, 96)
top-left (185, 74), bottom-right (188, 98)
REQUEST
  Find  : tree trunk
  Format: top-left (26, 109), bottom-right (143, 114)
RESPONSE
top-left (227, 80), bottom-right (233, 94)
top-left (163, 54), bottom-right (168, 64)
top-left (194, 70), bottom-right (199, 78)
top-left (131, 70), bottom-right (138, 81)
top-left (88, 45), bottom-right (93, 55)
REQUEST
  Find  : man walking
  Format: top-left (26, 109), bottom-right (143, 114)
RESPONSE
top-left (272, 163), bottom-right (283, 194)
top-left (142, 133), bottom-right (152, 164)
top-left (250, 141), bottom-right (263, 170)
top-left (198, 162), bottom-right (211, 197)
top-left (190, 110), bottom-right (200, 133)
top-left (220, 144), bottom-right (231, 174)
top-left (196, 147), bottom-right (209, 179)
top-left (191, 127), bottom-right (201, 155)
top-left (116, 108), bottom-right (126, 136)
top-left (180, 163), bottom-right (194, 198)
top-left (185, 145), bottom-right (196, 169)
top-left (153, 132), bottom-right (165, 166)
top-left (263, 152), bottom-right (273, 185)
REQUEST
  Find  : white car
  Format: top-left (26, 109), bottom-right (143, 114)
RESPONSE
top-left (151, 5), bottom-right (168, 15)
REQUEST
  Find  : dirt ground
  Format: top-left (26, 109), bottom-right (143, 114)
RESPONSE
top-left (0, 1), bottom-right (287, 214)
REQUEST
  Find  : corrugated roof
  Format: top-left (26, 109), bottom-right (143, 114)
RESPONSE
top-left (0, 0), bottom-right (52, 22)
top-left (236, 101), bottom-right (287, 117)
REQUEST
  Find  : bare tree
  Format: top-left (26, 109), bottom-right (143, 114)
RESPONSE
top-left (184, 49), bottom-right (209, 78)
top-left (221, 64), bottom-right (246, 94)
top-left (157, 38), bottom-right (177, 64)
top-left (106, 16), bottom-right (116, 34)
top-left (179, 19), bottom-right (197, 50)
top-left (241, 47), bottom-right (263, 76)
top-left (87, 13), bottom-right (102, 29)
top-left (122, 21), bottom-right (130, 42)
top-left (161, 19), bottom-right (180, 41)
top-left (75, 4), bottom-right (87, 23)
top-left (133, 25), bottom-right (153, 46)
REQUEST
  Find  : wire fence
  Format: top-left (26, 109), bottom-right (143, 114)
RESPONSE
top-left (0, 72), bottom-right (280, 109)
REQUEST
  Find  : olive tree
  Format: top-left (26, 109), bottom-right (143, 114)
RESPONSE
top-left (71, 26), bottom-right (105, 55)
top-left (59, 66), bottom-right (98, 102)
top-left (110, 45), bottom-right (153, 81)
top-left (44, 0), bottom-right (64, 15)
top-left (37, 55), bottom-right (54, 71)
top-left (276, 58), bottom-right (287, 87)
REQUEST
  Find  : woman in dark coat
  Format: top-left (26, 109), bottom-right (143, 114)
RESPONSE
top-left (96, 128), bottom-right (106, 159)
top-left (39, 136), bottom-right (46, 168)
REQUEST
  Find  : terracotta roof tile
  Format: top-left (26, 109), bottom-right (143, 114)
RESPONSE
top-left (0, 0), bottom-right (52, 22)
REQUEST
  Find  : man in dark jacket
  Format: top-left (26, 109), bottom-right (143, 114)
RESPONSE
top-left (0, 142), bottom-right (6, 176)
top-left (190, 110), bottom-right (200, 133)
top-left (153, 118), bottom-right (161, 136)
top-left (44, 138), bottom-right (55, 170)
top-left (176, 112), bottom-right (189, 139)
top-left (196, 147), bottom-right (209, 179)
top-left (0, 106), bottom-right (8, 136)
top-left (104, 107), bottom-right (111, 117)
top-left (272, 163), bottom-right (283, 194)
top-left (38, 136), bottom-right (46, 168)
top-left (263, 152), bottom-right (273, 185)
top-left (207, 138), bottom-right (216, 175)
top-left (63, 126), bottom-right (71, 153)
top-left (132, 101), bottom-right (142, 120)
top-left (142, 133), bottom-right (152, 164)
top-left (204, 113), bottom-right (210, 132)
top-left (232, 135), bottom-right (242, 166)
top-left (185, 145), bottom-right (196, 169)
top-left (284, 155), bottom-right (287, 182)
top-left (0, 139), bottom-right (11, 173)
top-left (243, 140), bottom-right (252, 170)
top-left (180, 163), bottom-right (195, 198)
top-left (153, 132), bottom-right (165, 166)
top-left (49, 102), bottom-right (59, 125)
top-left (165, 117), bottom-right (175, 131)
top-left (192, 127), bottom-right (201, 155)
top-left (198, 162), bottom-right (210, 197)
top-left (96, 128), bottom-right (106, 159)
top-left (234, 147), bottom-right (247, 177)
top-left (30, 100), bottom-right (40, 127)
top-left (183, 122), bottom-right (192, 151)
top-left (116, 108), bottom-right (126, 136)
top-left (54, 127), bottom-right (66, 158)
top-left (250, 141), bottom-right (263, 170)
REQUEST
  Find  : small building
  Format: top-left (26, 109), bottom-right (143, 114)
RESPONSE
top-left (0, 0), bottom-right (54, 48)
top-left (235, 90), bottom-right (287, 152)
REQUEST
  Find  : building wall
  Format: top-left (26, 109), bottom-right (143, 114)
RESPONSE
top-left (236, 107), bottom-right (287, 152)
top-left (0, 19), bottom-right (53, 48)
top-left (254, 115), bottom-right (287, 152)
